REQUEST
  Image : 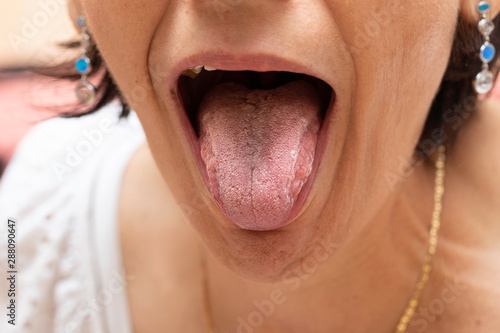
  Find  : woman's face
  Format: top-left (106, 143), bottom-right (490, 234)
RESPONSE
top-left (75, 0), bottom-right (478, 280)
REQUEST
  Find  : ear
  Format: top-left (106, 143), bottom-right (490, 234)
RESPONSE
top-left (68, 0), bottom-right (85, 31)
top-left (461, 0), bottom-right (500, 23)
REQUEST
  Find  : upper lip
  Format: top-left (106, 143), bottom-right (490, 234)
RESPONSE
top-left (166, 52), bottom-right (337, 95)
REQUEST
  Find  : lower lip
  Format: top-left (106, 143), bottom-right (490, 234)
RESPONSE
top-left (173, 85), bottom-right (337, 231)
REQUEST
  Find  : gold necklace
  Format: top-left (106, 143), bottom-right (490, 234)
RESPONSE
top-left (201, 253), bottom-right (216, 331)
top-left (202, 145), bottom-right (446, 333)
top-left (394, 144), bottom-right (446, 332)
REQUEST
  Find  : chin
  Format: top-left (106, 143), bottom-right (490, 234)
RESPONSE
top-left (190, 204), bottom-right (344, 282)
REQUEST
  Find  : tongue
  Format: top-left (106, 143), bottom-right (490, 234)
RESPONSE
top-left (198, 80), bottom-right (321, 231)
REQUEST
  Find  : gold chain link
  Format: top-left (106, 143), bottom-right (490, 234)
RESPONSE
top-left (394, 145), bottom-right (446, 333)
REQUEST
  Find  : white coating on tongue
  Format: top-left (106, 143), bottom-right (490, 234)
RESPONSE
top-left (198, 80), bottom-right (321, 230)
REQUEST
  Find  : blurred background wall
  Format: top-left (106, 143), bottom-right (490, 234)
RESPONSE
top-left (0, 0), bottom-right (76, 67)
top-left (0, 0), bottom-right (77, 174)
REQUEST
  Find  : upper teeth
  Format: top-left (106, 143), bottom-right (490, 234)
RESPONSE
top-left (182, 65), bottom-right (218, 78)
top-left (191, 66), bottom-right (203, 74)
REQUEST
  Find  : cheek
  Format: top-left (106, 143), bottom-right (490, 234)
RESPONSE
top-left (314, 1), bottom-right (459, 230)
top-left (336, 1), bottom-right (458, 160)
top-left (82, 0), bottom-right (167, 109)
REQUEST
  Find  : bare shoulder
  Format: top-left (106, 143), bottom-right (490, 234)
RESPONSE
top-left (119, 143), bottom-right (185, 225)
top-left (482, 94), bottom-right (500, 112)
top-left (450, 97), bottom-right (500, 204)
top-left (118, 143), bottom-right (207, 332)
top-left (460, 96), bottom-right (500, 155)
top-left (118, 142), bottom-right (203, 278)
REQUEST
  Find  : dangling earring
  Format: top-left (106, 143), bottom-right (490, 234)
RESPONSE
top-left (475, 1), bottom-right (496, 94)
top-left (75, 15), bottom-right (96, 105)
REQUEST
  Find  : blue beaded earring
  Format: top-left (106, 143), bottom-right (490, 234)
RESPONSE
top-left (475, 1), bottom-right (496, 94)
top-left (75, 16), bottom-right (96, 105)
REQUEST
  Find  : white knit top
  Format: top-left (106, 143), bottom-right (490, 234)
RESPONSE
top-left (0, 104), bottom-right (144, 333)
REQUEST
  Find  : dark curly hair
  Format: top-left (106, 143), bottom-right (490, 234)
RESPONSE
top-left (36, 14), bottom-right (500, 160)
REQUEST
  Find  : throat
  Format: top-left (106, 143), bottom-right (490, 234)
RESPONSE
top-left (201, 223), bottom-right (427, 333)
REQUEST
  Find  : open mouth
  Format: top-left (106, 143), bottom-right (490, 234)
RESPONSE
top-left (177, 67), bottom-right (334, 231)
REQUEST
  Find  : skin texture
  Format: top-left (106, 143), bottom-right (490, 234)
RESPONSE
top-left (69, 1), bottom-right (500, 332)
